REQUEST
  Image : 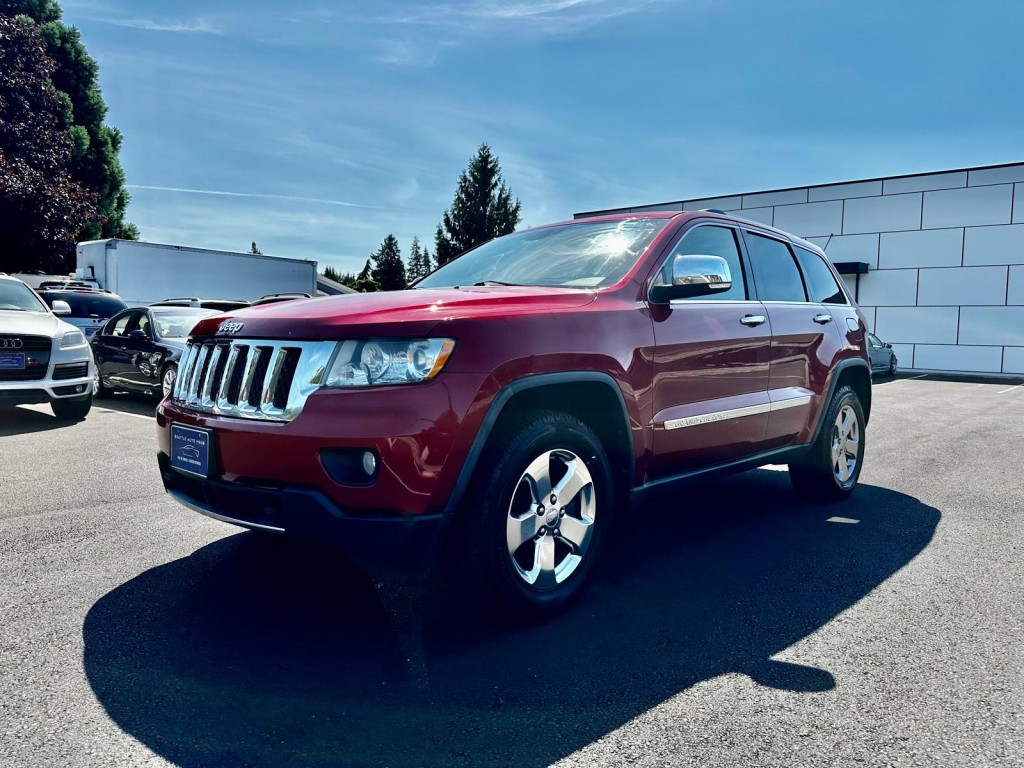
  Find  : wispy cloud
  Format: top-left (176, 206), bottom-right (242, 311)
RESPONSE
top-left (388, 0), bottom-right (672, 34)
top-left (102, 17), bottom-right (223, 35)
top-left (127, 185), bottom-right (382, 210)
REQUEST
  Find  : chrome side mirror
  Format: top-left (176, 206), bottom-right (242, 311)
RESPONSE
top-left (51, 300), bottom-right (72, 316)
top-left (650, 254), bottom-right (733, 303)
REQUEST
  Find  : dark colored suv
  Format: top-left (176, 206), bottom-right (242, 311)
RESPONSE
top-left (156, 212), bottom-right (872, 618)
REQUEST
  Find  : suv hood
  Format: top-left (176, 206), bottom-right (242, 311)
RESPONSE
top-left (0, 310), bottom-right (72, 340)
top-left (189, 286), bottom-right (598, 339)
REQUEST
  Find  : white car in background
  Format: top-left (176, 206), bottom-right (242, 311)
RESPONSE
top-left (0, 274), bottom-right (95, 420)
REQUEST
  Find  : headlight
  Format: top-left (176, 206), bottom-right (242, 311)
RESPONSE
top-left (60, 330), bottom-right (86, 349)
top-left (324, 338), bottom-right (455, 387)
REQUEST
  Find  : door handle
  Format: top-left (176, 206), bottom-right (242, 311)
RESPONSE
top-left (812, 314), bottom-right (833, 324)
top-left (740, 314), bottom-right (767, 327)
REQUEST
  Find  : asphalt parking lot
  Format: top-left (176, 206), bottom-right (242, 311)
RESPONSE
top-left (1, 376), bottom-right (1023, 767)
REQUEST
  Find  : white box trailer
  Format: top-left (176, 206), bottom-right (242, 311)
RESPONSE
top-left (75, 239), bottom-right (317, 306)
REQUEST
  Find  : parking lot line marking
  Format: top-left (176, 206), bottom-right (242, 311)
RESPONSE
top-left (903, 374), bottom-right (929, 381)
top-left (826, 516), bottom-right (860, 524)
top-left (95, 408), bottom-right (154, 421)
top-left (997, 383), bottom-right (1024, 395)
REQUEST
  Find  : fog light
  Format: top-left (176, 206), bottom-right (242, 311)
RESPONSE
top-left (362, 450), bottom-right (377, 476)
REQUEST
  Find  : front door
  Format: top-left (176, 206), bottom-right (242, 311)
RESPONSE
top-left (648, 223), bottom-right (772, 478)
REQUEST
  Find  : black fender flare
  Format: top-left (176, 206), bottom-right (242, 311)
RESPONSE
top-left (808, 358), bottom-right (872, 447)
top-left (443, 371), bottom-right (635, 515)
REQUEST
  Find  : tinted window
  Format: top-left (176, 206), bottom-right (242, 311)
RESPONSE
top-left (793, 247), bottom-right (847, 305)
top-left (745, 234), bottom-right (807, 302)
top-left (105, 312), bottom-right (133, 336)
top-left (40, 291), bottom-right (126, 318)
top-left (657, 225), bottom-right (747, 301)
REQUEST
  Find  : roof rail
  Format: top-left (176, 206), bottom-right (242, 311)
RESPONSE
top-left (700, 208), bottom-right (727, 214)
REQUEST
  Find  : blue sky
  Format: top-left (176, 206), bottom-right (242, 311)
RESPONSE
top-left (60, 0), bottom-right (1024, 274)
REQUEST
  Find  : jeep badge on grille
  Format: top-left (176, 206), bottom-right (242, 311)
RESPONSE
top-left (217, 321), bottom-right (244, 335)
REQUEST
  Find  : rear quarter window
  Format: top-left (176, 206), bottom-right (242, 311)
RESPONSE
top-left (793, 247), bottom-right (848, 305)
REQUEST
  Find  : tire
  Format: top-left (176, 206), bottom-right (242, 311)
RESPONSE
top-left (447, 410), bottom-right (615, 621)
top-left (161, 364), bottom-right (177, 399)
top-left (51, 393), bottom-right (92, 421)
top-left (888, 356), bottom-right (897, 376)
top-left (789, 384), bottom-right (865, 502)
top-left (93, 368), bottom-right (111, 399)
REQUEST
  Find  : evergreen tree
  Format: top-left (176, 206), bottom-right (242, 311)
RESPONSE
top-left (353, 258), bottom-right (379, 292)
top-left (3, 0), bottom-right (138, 247)
top-left (0, 15), bottom-right (94, 272)
top-left (370, 234), bottom-right (406, 291)
top-left (357, 258), bottom-right (372, 281)
top-left (435, 143), bottom-right (521, 266)
top-left (406, 236), bottom-right (429, 283)
top-left (249, 241), bottom-right (262, 255)
top-left (321, 265), bottom-right (342, 282)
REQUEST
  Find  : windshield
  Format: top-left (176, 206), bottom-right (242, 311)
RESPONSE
top-left (40, 291), bottom-right (126, 318)
top-left (152, 309), bottom-right (219, 338)
top-left (415, 218), bottom-right (670, 289)
top-left (0, 281), bottom-right (47, 313)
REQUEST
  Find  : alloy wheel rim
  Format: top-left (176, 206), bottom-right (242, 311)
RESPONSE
top-left (162, 367), bottom-right (176, 397)
top-left (506, 449), bottom-right (596, 589)
top-left (831, 404), bottom-right (860, 484)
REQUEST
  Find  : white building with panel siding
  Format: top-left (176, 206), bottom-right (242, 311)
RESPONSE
top-left (575, 162), bottom-right (1024, 376)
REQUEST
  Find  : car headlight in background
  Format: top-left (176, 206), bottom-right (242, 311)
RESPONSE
top-left (324, 339), bottom-right (455, 387)
top-left (60, 330), bottom-right (86, 349)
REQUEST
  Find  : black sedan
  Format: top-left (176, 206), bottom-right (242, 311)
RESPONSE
top-left (867, 332), bottom-right (898, 376)
top-left (91, 306), bottom-right (219, 399)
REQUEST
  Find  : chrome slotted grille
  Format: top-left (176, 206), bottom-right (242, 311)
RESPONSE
top-left (172, 338), bottom-right (336, 421)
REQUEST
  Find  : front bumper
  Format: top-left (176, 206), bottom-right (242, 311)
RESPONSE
top-left (158, 453), bottom-right (452, 571)
top-left (0, 362), bottom-right (93, 406)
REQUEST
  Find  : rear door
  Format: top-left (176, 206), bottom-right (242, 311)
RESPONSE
top-left (648, 222), bottom-right (773, 477)
top-left (741, 232), bottom-right (846, 448)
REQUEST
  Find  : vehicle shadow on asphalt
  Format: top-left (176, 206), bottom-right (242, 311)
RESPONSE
top-left (82, 472), bottom-right (939, 768)
top-left (0, 406), bottom-right (78, 435)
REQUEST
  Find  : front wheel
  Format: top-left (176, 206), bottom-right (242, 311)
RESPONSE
top-left (789, 384), bottom-right (865, 501)
top-left (449, 410), bottom-right (614, 621)
top-left (888, 356), bottom-right (897, 376)
top-left (161, 364), bottom-right (177, 399)
top-left (52, 393), bottom-right (92, 421)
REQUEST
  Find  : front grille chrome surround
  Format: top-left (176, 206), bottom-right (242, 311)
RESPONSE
top-left (172, 338), bottom-right (336, 422)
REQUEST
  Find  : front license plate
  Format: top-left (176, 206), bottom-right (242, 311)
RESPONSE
top-left (170, 424), bottom-right (213, 477)
top-left (0, 353), bottom-right (25, 370)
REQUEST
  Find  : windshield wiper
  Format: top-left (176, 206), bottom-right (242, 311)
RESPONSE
top-left (470, 280), bottom-right (521, 286)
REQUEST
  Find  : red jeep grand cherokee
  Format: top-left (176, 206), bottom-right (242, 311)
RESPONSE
top-left (156, 211), bottom-right (871, 618)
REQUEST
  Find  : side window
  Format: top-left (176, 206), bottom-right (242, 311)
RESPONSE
top-left (123, 311), bottom-right (145, 335)
top-left (657, 225), bottom-right (747, 301)
top-left (867, 334), bottom-right (882, 348)
top-left (137, 313), bottom-right (152, 337)
top-left (744, 233), bottom-right (807, 302)
top-left (793, 246), bottom-right (848, 305)
top-left (105, 312), bottom-right (132, 337)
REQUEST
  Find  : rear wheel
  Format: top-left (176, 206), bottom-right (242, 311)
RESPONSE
top-left (449, 410), bottom-right (614, 620)
top-left (789, 384), bottom-right (864, 501)
top-left (51, 393), bottom-right (92, 421)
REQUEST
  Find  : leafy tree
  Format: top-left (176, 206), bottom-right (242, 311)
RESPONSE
top-left (434, 143), bottom-right (521, 266)
top-left (351, 259), bottom-right (379, 292)
top-left (0, 15), bottom-right (94, 272)
top-left (370, 234), bottom-right (406, 291)
top-left (405, 236), bottom-right (434, 284)
top-left (3, 0), bottom-right (137, 244)
top-left (249, 241), bottom-right (262, 255)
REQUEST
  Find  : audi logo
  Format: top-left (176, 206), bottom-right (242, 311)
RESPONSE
top-left (0, 339), bottom-right (24, 349)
